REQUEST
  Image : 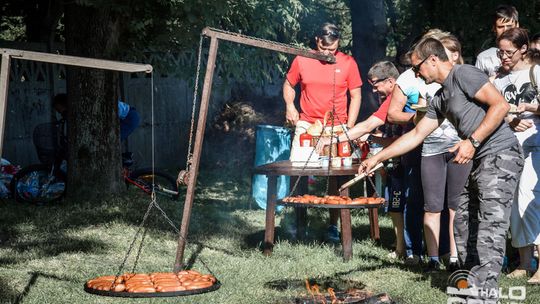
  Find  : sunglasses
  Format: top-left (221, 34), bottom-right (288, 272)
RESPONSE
top-left (368, 78), bottom-right (388, 86)
top-left (496, 48), bottom-right (519, 58)
top-left (412, 55), bottom-right (431, 74)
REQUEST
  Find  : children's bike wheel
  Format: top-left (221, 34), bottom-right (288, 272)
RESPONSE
top-left (128, 169), bottom-right (179, 200)
top-left (10, 164), bottom-right (66, 204)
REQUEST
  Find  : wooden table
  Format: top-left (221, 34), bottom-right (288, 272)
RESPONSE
top-left (253, 160), bottom-right (381, 261)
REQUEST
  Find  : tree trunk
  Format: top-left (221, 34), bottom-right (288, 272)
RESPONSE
top-left (350, 0), bottom-right (388, 119)
top-left (64, 3), bottom-right (123, 200)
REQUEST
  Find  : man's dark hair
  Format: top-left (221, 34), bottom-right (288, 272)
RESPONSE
top-left (316, 23), bottom-right (340, 46)
top-left (412, 38), bottom-right (449, 62)
top-left (368, 61), bottom-right (399, 80)
top-left (493, 5), bottom-right (519, 25)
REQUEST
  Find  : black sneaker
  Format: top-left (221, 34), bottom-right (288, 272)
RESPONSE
top-left (424, 260), bottom-right (443, 273)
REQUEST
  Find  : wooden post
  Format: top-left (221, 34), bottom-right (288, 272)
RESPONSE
top-left (0, 54), bottom-right (11, 155)
top-left (173, 36), bottom-right (219, 272)
top-left (263, 176), bottom-right (277, 255)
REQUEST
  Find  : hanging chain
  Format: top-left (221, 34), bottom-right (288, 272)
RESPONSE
top-left (186, 35), bottom-right (204, 170)
top-left (324, 67), bottom-right (338, 195)
top-left (366, 175), bottom-right (381, 198)
top-left (177, 35), bottom-right (204, 186)
top-left (112, 197), bottom-right (156, 287)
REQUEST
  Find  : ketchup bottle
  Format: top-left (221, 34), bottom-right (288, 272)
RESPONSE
top-left (338, 141), bottom-right (351, 157)
top-left (300, 133), bottom-right (313, 147)
top-left (360, 142), bottom-right (370, 160)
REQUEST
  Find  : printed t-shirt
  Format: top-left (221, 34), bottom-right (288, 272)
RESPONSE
top-left (286, 51), bottom-right (362, 124)
top-left (426, 64), bottom-right (517, 159)
top-left (493, 65), bottom-right (540, 146)
top-left (475, 47), bottom-right (500, 77)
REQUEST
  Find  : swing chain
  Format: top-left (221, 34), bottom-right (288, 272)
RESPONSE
top-left (178, 34), bottom-right (204, 186)
top-left (112, 196), bottom-right (156, 287)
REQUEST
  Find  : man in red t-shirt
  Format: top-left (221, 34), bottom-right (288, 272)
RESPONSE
top-left (284, 23), bottom-right (362, 135)
top-left (282, 23), bottom-right (362, 242)
top-left (316, 61), bottom-right (404, 254)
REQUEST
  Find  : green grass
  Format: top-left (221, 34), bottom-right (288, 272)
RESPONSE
top-left (1, 172), bottom-right (539, 304)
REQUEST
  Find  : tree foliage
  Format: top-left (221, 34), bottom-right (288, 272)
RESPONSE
top-left (386, 0), bottom-right (540, 62)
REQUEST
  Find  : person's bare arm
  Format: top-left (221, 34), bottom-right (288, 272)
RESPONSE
top-left (283, 80), bottom-right (299, 125)
top-left (387, 85), bottom-right (415, 125)
top-left (449, 82), bottom-right (510, 164)
top-left (518, 103), bottom-right (540, 114)
top-left (359, 116), bottom-right (440, 174)
top-left (347, 87), bottom-right (362, 128)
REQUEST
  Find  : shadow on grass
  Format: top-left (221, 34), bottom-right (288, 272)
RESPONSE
top-left (0, 169), bottom-right (263, 265)
top-left (0, 271), bottom-right (72, 304)
top-left (0, 236), bottom-right (109, 266)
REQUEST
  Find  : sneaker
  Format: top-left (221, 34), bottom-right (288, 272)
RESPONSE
top-left (326, 225), bottom-right (340, 243)
top-left (424, 260), bottom-right (443, 273)
top-left (404, 255), bottom-right (420, 266)
top-left (387, 251), bottom-right (405, 260)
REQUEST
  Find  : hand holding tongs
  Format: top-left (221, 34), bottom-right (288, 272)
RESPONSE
top-left (339, 162), bottom-right (384, 192)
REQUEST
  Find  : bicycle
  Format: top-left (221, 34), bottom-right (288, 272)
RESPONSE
top-left (10, 120), bottom-right (179, 204)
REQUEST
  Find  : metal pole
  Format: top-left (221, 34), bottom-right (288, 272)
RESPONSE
top-left (0, 54), bottom-right (11, 155)
top-left (173, 36), bottom-right (219, 272)
top-left (202, 27), bottom-right (335, 63)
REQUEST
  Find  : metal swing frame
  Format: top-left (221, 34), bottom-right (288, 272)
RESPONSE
top-left (174, 27), bottom-right (335, 271)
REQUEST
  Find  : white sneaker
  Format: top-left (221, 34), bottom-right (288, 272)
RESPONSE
top-left (405, 255), bottom-right (420, 265)
top-left (387, 251), bottom-right (404, 259)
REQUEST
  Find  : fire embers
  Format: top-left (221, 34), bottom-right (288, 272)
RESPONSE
top-left (297, 279), bottom-right (394, 304)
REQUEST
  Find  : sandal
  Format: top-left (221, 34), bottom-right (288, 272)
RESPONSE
top-left (507, 268), bottom-right (530, 279)
top-left (528, 271), bottom-right (540, 285)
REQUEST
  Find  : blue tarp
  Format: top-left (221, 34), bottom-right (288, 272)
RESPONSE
top-left (252, 125), bottom-right (291, 210)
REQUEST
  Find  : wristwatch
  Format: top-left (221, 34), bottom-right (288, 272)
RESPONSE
top-left (468, 136), bottom-right (481, 148)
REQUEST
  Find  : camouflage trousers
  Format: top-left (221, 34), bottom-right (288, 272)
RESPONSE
top-left (454, 144), bottom-right (524, 302)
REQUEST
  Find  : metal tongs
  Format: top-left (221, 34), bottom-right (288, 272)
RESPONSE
top-left (339, 162), bottom-right (384, 192)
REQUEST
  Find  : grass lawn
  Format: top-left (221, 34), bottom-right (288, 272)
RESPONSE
top-left (1, 172), bottom-right (539, 304)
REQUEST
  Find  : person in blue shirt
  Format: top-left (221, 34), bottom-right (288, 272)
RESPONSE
top-left (53, 94), bottom-right (140, 142)
top-left (117, 100), bottom-right (140, 141)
